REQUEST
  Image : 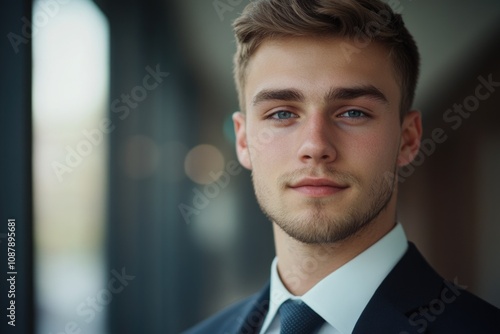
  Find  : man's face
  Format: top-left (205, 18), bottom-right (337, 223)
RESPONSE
top-left (234, 36), bottom-right (420, 244)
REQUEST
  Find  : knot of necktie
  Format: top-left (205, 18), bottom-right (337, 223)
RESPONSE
top-left (278, 300), bottom-right (325, 334)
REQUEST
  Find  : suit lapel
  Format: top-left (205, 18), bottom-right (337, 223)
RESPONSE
top-left (353, 243), bottom-right (445, 334)
top-left (233, 284), bottom-right (270, 334)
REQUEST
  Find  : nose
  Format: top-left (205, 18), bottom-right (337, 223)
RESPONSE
top-left (297, 113), bottom-right (337, 164)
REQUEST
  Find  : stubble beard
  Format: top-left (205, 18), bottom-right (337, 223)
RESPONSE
top-left (252, 166), bottom-right (397, 244)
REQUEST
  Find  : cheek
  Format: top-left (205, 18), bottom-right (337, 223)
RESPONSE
top-left (346, 127), bottom-right (400, 176)
top-left (247, 131), bottom-right (283, 172)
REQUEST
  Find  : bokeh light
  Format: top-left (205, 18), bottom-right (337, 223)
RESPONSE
top-left (184, 144), bottom-right (225, 185)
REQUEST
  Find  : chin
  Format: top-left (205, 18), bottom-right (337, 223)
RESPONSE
top-left (275, 210), bottom-right (370, 244)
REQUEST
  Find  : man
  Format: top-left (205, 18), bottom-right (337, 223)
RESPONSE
top-left (185, 0), bottom-right (500, 333)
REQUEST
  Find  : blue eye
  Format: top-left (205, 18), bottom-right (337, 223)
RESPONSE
top-left (340, 109), bottom-right (367, 118)
top-left (270, 111), bottom-right (296, 119)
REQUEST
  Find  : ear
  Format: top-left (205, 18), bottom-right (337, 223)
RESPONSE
top-left (233, 112), bottom-right (252, 170)
top-left (397, 110), bottom-right (422, 167)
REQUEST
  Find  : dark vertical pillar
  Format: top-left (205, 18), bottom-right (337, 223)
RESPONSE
top-left (0, 1), bottom-right (34, 333)
top-left (96, 0), bottom-right (202, 332)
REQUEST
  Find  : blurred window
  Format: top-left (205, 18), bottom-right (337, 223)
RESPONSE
top-left (32, 0), bottom-right (109, 333)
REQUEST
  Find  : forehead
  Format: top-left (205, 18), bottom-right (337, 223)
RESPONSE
top-left (244, 36), bottom-right (401, 109)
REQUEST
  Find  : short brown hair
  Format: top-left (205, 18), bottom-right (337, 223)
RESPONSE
top-left (232, 0), bottom-right (420, 116)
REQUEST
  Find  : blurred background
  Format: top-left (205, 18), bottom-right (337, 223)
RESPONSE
top-left (1, 0), bottom-right (500, 333)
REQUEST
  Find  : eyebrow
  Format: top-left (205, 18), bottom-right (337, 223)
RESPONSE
top-left (252, 88), bottom-right (304, 106)
top-left (251, 84), bottom-right (388, 106)
top-left (325, 85), bottom-right (388, 105)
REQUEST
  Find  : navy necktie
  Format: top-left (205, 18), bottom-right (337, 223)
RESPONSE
top-left (278, 300), bottom-right (325, 334)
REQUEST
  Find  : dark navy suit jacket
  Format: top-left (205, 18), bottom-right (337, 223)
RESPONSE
top-left (183, 243), bottom-right (500, 333)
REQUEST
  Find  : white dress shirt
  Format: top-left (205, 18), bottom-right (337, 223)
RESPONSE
top-left (259, 223), bottom-right (408, 334)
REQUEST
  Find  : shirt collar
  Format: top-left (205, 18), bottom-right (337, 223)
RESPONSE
top-left (261, 223), bottom-right (408, 334)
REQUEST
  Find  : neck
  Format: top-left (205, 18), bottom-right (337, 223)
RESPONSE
top-left (273, 204), bottom-right (397, 296)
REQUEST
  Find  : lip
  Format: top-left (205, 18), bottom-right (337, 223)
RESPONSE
top-left (289, 178), bottom-right (348, 197)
